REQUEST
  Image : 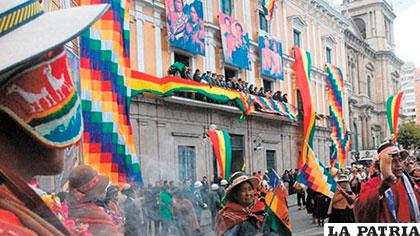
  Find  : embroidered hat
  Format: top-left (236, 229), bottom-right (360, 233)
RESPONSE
top-left (68, 165), bottom-right (109, 203)
top-left (0, 0), bottom-right (109, 148)
top-left (0, 0), bottom-right (109, 74)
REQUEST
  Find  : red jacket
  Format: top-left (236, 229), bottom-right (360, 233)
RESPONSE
top-left (354, 176), bottom-right (420, 223)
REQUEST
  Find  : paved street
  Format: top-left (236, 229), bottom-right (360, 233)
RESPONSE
top-left (288, 194), bottom-right (323, 236)
top-left (200, 193), bottom-right (324, 236)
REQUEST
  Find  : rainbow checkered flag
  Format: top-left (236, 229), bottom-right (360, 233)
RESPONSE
top-left (79, 0), bottom-right (143, 185)
top-left (294, 47), bottom-right (336, 197)
top-left (326, 64), bottom-right (351, 168)
top-left (298, 143), bottom-right (337, 198)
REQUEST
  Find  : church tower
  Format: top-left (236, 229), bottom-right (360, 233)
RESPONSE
top-left (343, 0), bottom-right (396, 51)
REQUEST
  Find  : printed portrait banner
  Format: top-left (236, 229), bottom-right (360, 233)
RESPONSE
top-left (165, 0), bottom-right (205, 55)
top-left (219, 12), bottom-right (250, 70)
top-left (259, 33), bottom-right (284, 80)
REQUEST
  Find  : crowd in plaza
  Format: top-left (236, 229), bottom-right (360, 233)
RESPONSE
top-left (22, 144), bottom-right (419, 235)
top-left (168, 62), bottom-right (289, 103)
top-left (290, 147), bottom-right (420, 227)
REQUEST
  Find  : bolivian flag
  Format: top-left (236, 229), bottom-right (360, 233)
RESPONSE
top-left (262, 0), bottom-right (276, 21)
top-left (208, 130), bottom-right (232, 181)
top-left (386, 91), bottom-right (404, 143)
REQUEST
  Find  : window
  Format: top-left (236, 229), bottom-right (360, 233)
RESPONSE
top-left (174, 52), bottom-right (190, 67)
top-left (230, 134), bottom-right (244, 173)
top-left (385, 17), bottom-right (391, 43)
top-left (263, 79), bottom-right (273, 91)
top-left (266, 150), bottom-right (276, 170)
top-left (221, 0), bottom-right (233, 16)
top-left (353, 122), bottom-right (359, 151)
top-left (354, 18), bottom-right (366, 39)
top-left (367, 75), bottom-right (372, 98)
top-left (296, 90), bottom-right (303, 120)
top-left (293, 29), bottom-right (301, 47)
top-left (224, 67), bottom-right (237, 81)
top-left (178, 146), bottom-right (196, 182)
top-left (326, 47), bottom-right (332, 64)
top-left (259, 12), bottom-right (268, 32)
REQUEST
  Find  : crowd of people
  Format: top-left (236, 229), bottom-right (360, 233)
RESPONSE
top-left (168, 62), bottom-right (289, 103)
top-left (42, 172), bottom-right (230, 235)
top-left (290, 141), bottom-right (420, 226)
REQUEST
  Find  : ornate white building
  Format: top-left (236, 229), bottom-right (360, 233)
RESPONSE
top-left (342, 0), bottom-right (404, 160)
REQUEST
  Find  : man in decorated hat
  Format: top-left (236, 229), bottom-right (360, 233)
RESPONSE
top-left (0, 0), bottom-right (108, 234)
top-left (353, 141), bottom-right (420, 223)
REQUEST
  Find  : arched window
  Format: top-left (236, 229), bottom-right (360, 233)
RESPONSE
top-left (353, 121), bottom-right (359, 151)
top-left (354, 18), bottom-right (366, 39)
top-left (366, 62), bottom-right (374, 98)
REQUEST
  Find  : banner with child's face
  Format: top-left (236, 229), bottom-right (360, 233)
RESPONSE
top-left (219, 13), bottom-right (250, 70)
top-left (258, 33), bottom-right (284, 80)
top-left (165, 0), bottom-right (205, 55)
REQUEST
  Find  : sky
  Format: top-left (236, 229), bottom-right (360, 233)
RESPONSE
top-left (392, 0), bottom-right (420, 67)
top-left (328, 1), bottom-right (420, 67)
top-left (327, 0), bottom-right (420, 67)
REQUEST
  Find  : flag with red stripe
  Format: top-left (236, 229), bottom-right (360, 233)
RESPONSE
top-left (208, 130), bottom-right (232, 181)
top-left (386, 92), bottom-right (404, 143)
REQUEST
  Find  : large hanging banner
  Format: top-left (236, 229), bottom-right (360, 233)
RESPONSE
top-left (219, 12), bottom-right (250, 70)
top-left (386, 91), bottom-right (404, 143)
top-left (208, 130), bottom-right (232, 181)
top-left (326, 64), bottom-right (351, 168)
top-left (165, 0), bottom-right (205, 55)
top-left (294, 47), bottom-right (336, 198)
top-left (259, 32), bottom-right (284, 80)
top-left (80, 0), bottom-right (143, 185)
top-left (129, 71), bottom-right (298, 121)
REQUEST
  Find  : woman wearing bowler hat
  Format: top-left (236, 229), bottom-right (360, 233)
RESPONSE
top-left (0, 0), bottom-right (108, 235)
top-left (66, 165), bottom-right (121, 235)
top-left (329, 175), bottom-right (356, 223)
top-left (215, 172), bottom-right (277, 236)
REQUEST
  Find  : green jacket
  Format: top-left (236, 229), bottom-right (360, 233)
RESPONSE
top-left (160, 191), bottom-right (173, 221)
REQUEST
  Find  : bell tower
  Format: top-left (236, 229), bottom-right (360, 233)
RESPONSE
top-left (343, 0), bottom-right (396, 51)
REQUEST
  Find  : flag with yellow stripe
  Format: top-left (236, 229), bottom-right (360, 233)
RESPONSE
top-left (208, 129), bottom-right (232, 181)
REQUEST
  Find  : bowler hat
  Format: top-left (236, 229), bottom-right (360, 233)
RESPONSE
top-left (225, 172), bottom-right (259, 201)
top-left (68, 165), bottom-right (109, 203)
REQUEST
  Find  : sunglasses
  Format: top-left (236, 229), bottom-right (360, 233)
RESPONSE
top-left (391, 153), bottom-right (407, 161)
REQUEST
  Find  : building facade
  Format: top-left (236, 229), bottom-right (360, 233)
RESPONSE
top-left (342, 0), bottom-right (403, 160)
top-left (416, 78), bottom-right (420, 126)
top-left (401, 62), bottom-right (420, 124)
top-left (37, 0), bottom-right (405, 189)
top-left (129, 0), bottom-right (350, 184)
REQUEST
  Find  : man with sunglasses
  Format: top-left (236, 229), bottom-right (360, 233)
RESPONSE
top-left (353, 141), bottom-right (420, 223)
